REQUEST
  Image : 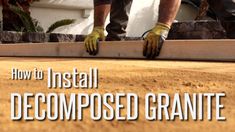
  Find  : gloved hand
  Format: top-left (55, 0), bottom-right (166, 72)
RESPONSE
top-left (143, 22), bottom-right (170, 59)
top-left (84, 26), bottom-right (105, 55)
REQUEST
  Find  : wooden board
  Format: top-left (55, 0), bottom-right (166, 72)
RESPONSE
top-left (0, 40), bottom-right (235, 61)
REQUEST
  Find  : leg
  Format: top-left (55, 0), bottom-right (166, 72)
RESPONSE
top-left (208, 0), bottom-right (235, 38)
top-left (222, 0), bottom-right (235, 38)
top-left (106, 0), bottom-right (133, 41)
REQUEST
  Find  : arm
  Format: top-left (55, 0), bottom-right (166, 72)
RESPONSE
top-left (158, 0), bottom-right (181, 27)
top-left (84, 1), bottom-right (111, 55)
top-left (143, 0), bottom-right (181, 59)
top-left (94, 4), bottom-right (111, 27)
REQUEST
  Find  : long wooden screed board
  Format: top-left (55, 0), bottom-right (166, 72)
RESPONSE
top-left (0, 40), bottom-right (235, 61)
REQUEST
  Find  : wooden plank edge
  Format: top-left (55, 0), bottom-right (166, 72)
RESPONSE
top-left (0, 40), bottom-right (235, 61)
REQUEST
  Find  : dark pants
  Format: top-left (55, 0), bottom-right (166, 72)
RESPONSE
top-left (94, 0), bottom-right (133, 40)
top-left (208, 0), bottom-right (235, 38)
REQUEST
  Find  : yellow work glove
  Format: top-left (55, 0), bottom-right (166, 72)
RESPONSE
top-left (84, 26), bottom-right (105, 55)
top-left (143, 22), bottom-right (170, 59)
